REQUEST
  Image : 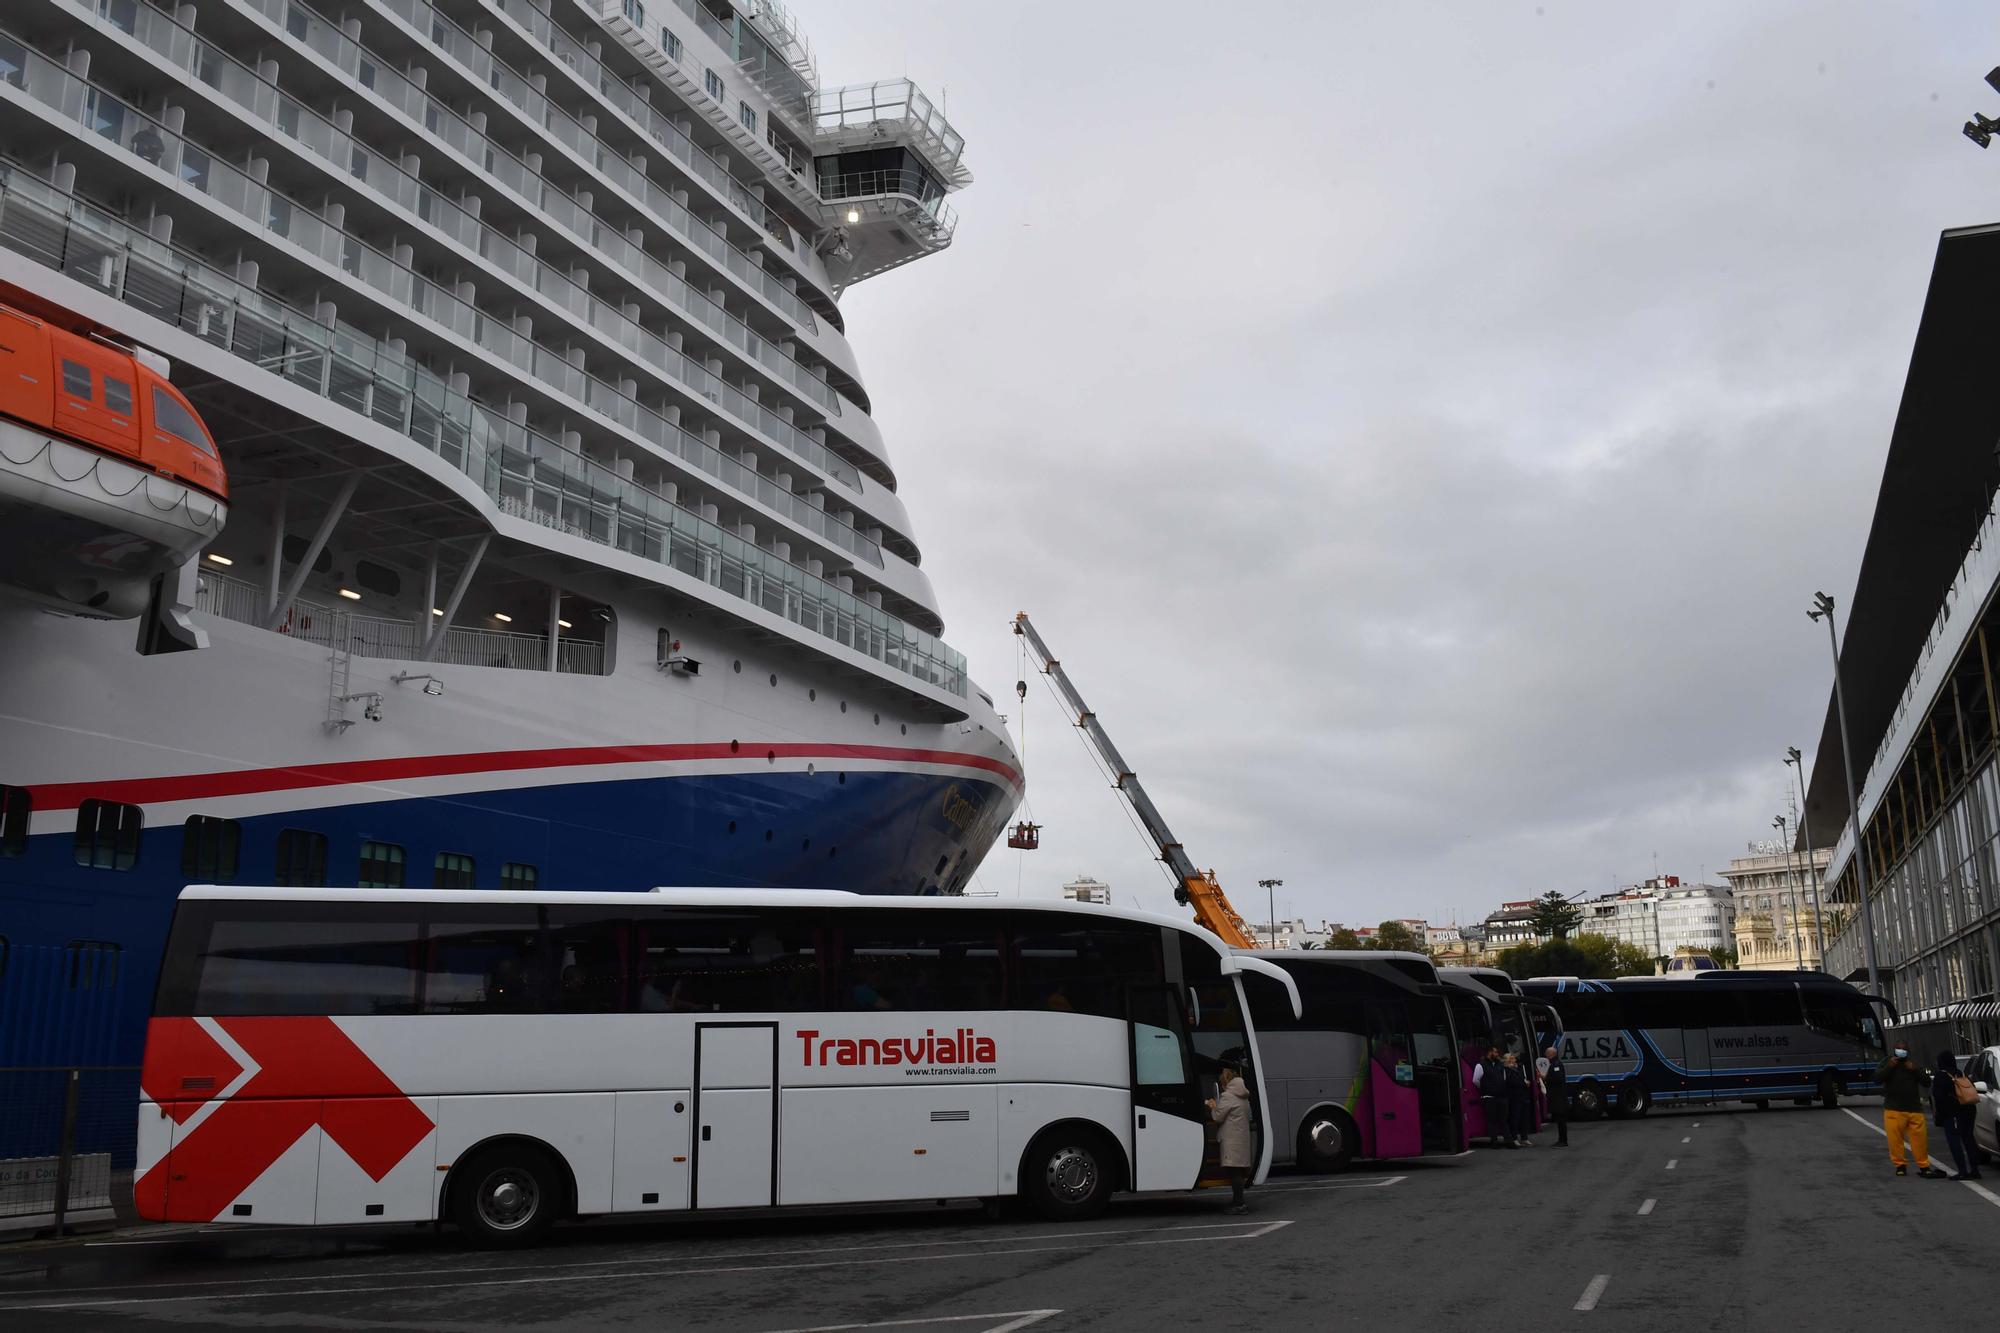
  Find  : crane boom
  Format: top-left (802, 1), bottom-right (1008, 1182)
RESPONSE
top-left (1012, 613), bottom-right (1258, 948)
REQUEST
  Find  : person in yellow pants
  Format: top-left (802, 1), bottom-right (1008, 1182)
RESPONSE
top-left (1878, 1046), bottom-right (1948, 1178)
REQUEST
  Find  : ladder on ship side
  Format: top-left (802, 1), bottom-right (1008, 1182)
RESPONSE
top-left (324, 623), bottom-right (356, 733)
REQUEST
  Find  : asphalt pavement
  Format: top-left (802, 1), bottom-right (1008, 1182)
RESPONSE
top-left (3, 1099), bottom-right (1998, 1330)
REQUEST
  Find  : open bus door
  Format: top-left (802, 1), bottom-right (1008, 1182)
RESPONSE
top-left (1525, 999), bottom-right (1565, 1127)
top-left (1414, 984), bottom-right (1467, 1153)
top-left (1443, 990), bottom-right (1498, 1144)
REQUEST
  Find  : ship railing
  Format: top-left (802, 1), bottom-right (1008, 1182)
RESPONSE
top-left (192, 570), bottom-right (608, 676)
top-left (813, 79), bottom-right (968, 182)
top-left (816, 170), bottom-right (959, 242)
top-left (0, 168), bottom-right (966, 697)
top-left (47, 0), bottom-right (855, 483)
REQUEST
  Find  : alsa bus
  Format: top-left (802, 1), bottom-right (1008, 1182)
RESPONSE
top-left (1438, 967), bottom-right (1562, 1139)
top-left (1239, 950), bottom-right (1467, 1170)
top-left (1518, 973), bottom-right (1893, 1117)
top-left (138, 887), bottom-right (1300, 1245)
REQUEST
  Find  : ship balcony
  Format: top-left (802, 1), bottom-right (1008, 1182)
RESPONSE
top-left (815, 170), bottom-right (959, 285)
top-left (813, 80), bottom-right (970, 187)
top-left (0, 164), bottom-right (970, 708)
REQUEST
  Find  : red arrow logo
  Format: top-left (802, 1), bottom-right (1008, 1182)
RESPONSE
top-left (136, 1017), bottom-right (435, 1222)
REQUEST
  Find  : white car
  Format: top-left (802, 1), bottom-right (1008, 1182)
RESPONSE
top-left (1967, 1047), bottom-right (2000, 1161)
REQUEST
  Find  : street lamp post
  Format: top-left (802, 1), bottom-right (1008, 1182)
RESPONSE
top-left (1257, 878), bottom-right (1283, 948)
top-left (1774, 815), bottom-right (1807, 971)
top-left (1809, 591), bottom-right (1883, 997)
top-left (1786, 746), bottom-right (1828, 967)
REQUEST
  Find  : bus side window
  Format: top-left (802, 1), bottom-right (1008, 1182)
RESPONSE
top-left (1010, 914), bottom-right (1163, 1019)
top-left (170, 900), bottom-right (423, 1016)
top-left (545, 907), bottom-right (632, 1013)
top-left (634, 910), bottom-right (821, 1013)
top-left (422, 904), bottom-right (547, 1013)
top-left (833, 910), bottom-right (1003, 1011)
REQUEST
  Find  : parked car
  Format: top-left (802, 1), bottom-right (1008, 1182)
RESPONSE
top-left (1966, 1046), bottom-right (2000, 1162)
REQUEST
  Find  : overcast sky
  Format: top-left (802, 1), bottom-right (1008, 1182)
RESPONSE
top-left (799, 1), bottom-right (1999, 928)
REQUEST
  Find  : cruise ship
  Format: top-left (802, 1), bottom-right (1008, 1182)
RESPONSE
top-left (0, 0), bottom-right (1020, 1082)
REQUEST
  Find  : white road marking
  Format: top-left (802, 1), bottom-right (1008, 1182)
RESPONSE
top-left (1637, 1199), bottom-right (1656, 1216)
top-left (0, 1221), bottom-right (1295, 1313)
top-left (1842, 1108), bottom-right (1885, 1137)
top-left (761, 1312), bottom-right (1062, 1333)
top-left (1258, 1175), bottom-right (1405, 1193)
top-left (1574, 1274), bottom-right (1610, 1311)
top-left (1964, 1181), bottom-right (2000, 1210)
top-left (32, 1220), bottom-right (1262, 1300)
top-left (1665, 1160), bottom-right (1678, 1170)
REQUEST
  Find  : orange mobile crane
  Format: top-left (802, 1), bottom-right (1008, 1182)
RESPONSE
top-left (1012, 613), bottom-right (1259, 949)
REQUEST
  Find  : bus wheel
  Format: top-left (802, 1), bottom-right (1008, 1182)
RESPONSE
top-left (1297, 1108), bottom-right (1357, 1173)
top-left (453, 1144), bottom-right (561, 1247)
top-left (1022, 1128), bottom-right (1115, 1222)
top-left (1615, 1080), bottom-right (1649, 1118)
top-left (1817, 1074), bottom-right (1841, 1109)
top-left (1571, 1083), bottom-right (1605, 1120)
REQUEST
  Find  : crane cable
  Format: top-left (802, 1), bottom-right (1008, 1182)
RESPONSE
top-left (1031, 662), bottom-right (1182, 894)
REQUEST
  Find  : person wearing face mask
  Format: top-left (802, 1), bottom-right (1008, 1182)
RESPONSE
top-left (1877, 1044), bottom-right (1948, 1178)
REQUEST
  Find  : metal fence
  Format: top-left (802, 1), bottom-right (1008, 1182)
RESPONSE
top-left (0, 1066), bottom-right (139, 1237)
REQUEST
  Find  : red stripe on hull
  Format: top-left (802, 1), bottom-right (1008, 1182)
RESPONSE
top-left (27, 742), bottom-right (1021, 812)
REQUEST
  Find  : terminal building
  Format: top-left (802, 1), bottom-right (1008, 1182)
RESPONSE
top-left (1804, 223), bottom-right (2000, 1056)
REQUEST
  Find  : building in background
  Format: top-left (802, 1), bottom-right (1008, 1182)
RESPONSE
top-left (1061, 876), bottom-right (1111, 906)
top-left (1577, 877), bottom-right (1736, 964)
top-left (1482, 900), bottom-right (1541, 949)
top-left (1804, 225), bottom-right (2000, 1056)
top-left (1721, 841), bottom-right (1830, 970)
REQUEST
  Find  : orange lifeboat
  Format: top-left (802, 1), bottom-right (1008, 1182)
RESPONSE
top-left (0, 299), bottom-right (228, 618)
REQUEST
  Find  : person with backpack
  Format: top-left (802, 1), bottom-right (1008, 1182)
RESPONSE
top-left (1932, 1050), bottom-right (1983, 1181)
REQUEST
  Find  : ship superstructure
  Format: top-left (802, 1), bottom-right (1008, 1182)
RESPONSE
top-left (0, 0), bottom-right (1017, 1084)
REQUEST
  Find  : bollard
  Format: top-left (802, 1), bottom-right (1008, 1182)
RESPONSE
top-left (50, 1068), bottom-right (79, 1239)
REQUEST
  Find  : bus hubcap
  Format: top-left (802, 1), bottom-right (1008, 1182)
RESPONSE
top-left (1045, 1147), bottom-right (1098, 1201)
top-left (1307, 1119), bottom-right (1343, 1158)
top-left (478, 1169), bottom-right (539, 1230)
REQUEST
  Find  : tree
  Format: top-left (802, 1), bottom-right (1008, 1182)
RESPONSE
top-left (1495, 932), bottom-right (1655, 980)
top-left (1327, 927), bottom-right (1363, 950)
top-left (1528, 890), bottom-right (1582, 941)
top-left (1296, 940), bottom-right (1321, 950)
top-left (1371, 920), bottom-right (1425, 955)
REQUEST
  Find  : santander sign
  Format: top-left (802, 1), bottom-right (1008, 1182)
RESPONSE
top-left (796, 1026), bottom-right (997, 1068)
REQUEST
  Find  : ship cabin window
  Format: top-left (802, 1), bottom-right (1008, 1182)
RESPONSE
top-left (180, 815), bottom-right (241, 881)
top-left (74, 799), bottom-right (142, 871)
top-left (434, 852), bottom-right (476, 890)
top-left (104, 376), bottom-right (134, 417)
top-left (660, 27), bottom-right (682, 60)
top-left (500, 861), bottom-right (539, 892)
top-left (151, 386), bottom-right (217, 455)
top-left (60, 359), bottom-right (93, 401)
top-left (739, 101), bottom-right (757, 133)
top-left (282, 535), bottom-right (334, 575)
top-left (274, 828), bottom-right (328, 887)
top-left (359, 841), bottom-right (406, 889)
top-left (66, 940), bottom-right (121, 990)
top-left (356, 560), bottom-right (401, 597)
top-left (704, 68), bottom-right (725, 101)
top-left (0, 785), bottom-right (28, 857)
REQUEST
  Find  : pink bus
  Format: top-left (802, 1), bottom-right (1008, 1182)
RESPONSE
top-left (1238, 950), bottom-right (1468, 1170)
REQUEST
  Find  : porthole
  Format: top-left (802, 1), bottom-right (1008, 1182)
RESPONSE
top-left (807, 763), bottom-right (815, 776)
top-left (839, 701), bottom-right (847, 713)
top-left (764, 829), bottom-right (774, 842)
top-left (808, 688), bottom-right (816, 702)
top-left (730, 739), bottom-right (740, 753)
top-left (801, 838), bottom-right (811, 851)
top-left (838, 772), bottom-right (847, 785)
top-left (767, 750), bottom-right (776, 763)
top-left (900, 724), bottom-right (908, 735)
top-left (828, 845), bottom-right (838, 859)
top-left (873, 713), bottom-right (880, 725)
top-left (733, 659), bottom-right (742, 673)
top-left (728, 820), bottom-right (738, 834)
top-left (769, 673), bottom-right (777, 687)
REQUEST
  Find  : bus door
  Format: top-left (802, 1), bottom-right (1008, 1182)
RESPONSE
top-left (1412, 987), bottom-right (1466, 1153)
top-left (693, 1023), bottom-right (777, 1209)
top-left (1446, 991), bottom-right (1496, 1141)
top-left (1129, 985), bottom-right (1208, 1190)
top-left (1362, 1000), bottom-right (1424, 1159)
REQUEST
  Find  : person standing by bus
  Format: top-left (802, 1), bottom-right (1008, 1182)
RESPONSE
top-left (1931, 1051), bottom-right (1983, 1181)
top-left (1542, 1045), bottom-right (1570, 1147)
top-left (1501, 1051), bottom-right (1533, 1148)
top-left (1208, 1061), bottom-right (1254, 1213)
top-left (1877, 1045), bottom-right (1947, 1178)
top-left (1474, 1047), bottom-right (1506, 1147)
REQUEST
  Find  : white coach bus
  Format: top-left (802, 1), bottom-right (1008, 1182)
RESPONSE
top-left (136, 887), bottom-right (1298, 1245)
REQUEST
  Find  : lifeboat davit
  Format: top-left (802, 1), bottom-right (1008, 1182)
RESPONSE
top-left (0, 299), bottom-right (228, 619)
